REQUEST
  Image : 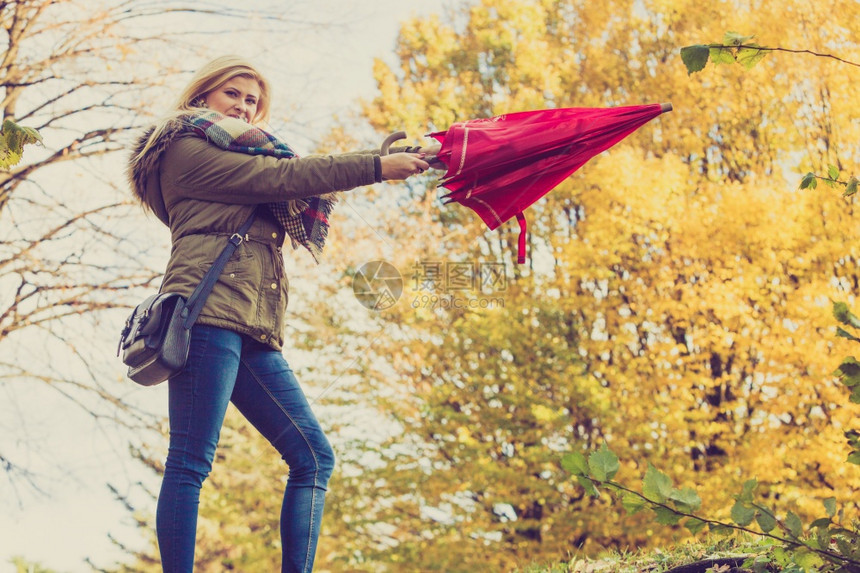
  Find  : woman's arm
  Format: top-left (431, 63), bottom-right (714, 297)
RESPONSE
top-left (162, 136), bottom-right (425, 204)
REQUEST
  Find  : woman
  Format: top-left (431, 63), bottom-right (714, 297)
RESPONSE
top-left (128, 55), bottom-right (434, 572)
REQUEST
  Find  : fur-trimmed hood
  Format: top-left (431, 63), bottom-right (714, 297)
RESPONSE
top-left (126, 119), bottom-right (186, 226)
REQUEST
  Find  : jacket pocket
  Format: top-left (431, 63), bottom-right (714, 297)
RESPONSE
top-left (196, 250), bottom-right (255, 274)
top-left (197, 249), bottom-right (260, 322)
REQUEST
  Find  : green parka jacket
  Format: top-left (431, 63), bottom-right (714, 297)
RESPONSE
top-left (129, 122), bottom-right (386, 350)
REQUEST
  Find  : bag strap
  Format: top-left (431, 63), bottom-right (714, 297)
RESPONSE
top-left (181, 209), bottom-right (258, 329)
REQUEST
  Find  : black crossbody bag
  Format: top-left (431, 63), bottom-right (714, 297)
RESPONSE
top-left (117, 211), bottom-right (257, 386)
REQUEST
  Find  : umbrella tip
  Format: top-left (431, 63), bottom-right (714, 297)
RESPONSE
top-left (660, 102), bottom-right (673, 113)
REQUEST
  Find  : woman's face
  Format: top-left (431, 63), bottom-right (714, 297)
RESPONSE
top-left (203, 76), bottom-right (261, 122)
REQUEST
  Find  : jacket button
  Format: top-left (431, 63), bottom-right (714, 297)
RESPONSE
top-left (270, 282), bottom-right (277, 289)
top-left (271, 232), bottom-right (278, 239)
top-left (230, 273), bottom-right (235, 278)
top-left (259, 334), bottom-right (267, 341)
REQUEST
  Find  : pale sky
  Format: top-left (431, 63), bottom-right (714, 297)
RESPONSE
top-left (0, 2), bottom-right (460, 571)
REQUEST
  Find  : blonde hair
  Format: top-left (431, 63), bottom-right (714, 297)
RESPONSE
top-left (129, 55), bottom-right (272, 188)
top-left (172, 55), bottom-right (271, 124)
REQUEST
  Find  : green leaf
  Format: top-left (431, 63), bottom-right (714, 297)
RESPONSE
top-left (745, 555), bottom-right (773, 572)
top-left (756, 510), bottom-right (777, 532)
top-left (771, 546), bottom-right (790, 566)
top-left (669, 486), bottom-right (702, 512)
top-left (685, 517), bottom-right (708, 535)
top-left (642, 463), bottom-right (673, 503)
top-left (710, 46), bottom-right (736, 65)
top-left (845, 176), bottom-right (859, 197)
top-left (723, 31), bottom-right (755, 45)
top-left (809, 517), bottom-right (831, 529)
top-left (731, 500), bottom-right (756, 526)
top-left (785, 511), bottom-right (803, 538)
top-left (576, 475), bottom-right (599, 498)
top-left (793, 549), bottom-right (823, 570)
top-left (828, 164), bottom-right (840, 180)
top-left (848, 451), bottom-right (860, 465)
top-left (737, 46), bottom-right (767, 69)
top-left (835, 537), bottom-right (856, 559)
top-left (621, 492), bottom-right (648, 515)
top-left (561, 452), bottom-right (589, 476)
top-left (834, 357), bottom-right (860, 387)
top-left (833, 302), bottom-right (860, 328)
top-left (836, 327), bottom-right (860, 343)
top-left (813, 524), bottom-right (830, 552)
top-left (850, 384), bottom-right (860, 404)
top-left (653, 505), bottom-right (683, 525)
top-left (823, 497), bottom-right (836, 518)
top-left (806, 533), bottom-right (821, 550)
top-left (799, 172), bottom-right (818, 190)
top-left (588, 443), bottom-right (619, 481)
top-left (680, 45), bottom-right (710, 75)
top-left (736, 479), bottom-right (758, 503)
top-left (0, 118), bottom-right (43, 170)
top-left (709, 522), bottom-right (734, 536)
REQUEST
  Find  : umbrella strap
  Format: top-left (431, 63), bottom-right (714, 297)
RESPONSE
top-left (516, 212), bottom-right (527, 264)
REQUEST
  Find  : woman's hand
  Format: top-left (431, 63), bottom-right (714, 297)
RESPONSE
top-left (380, 152), bottom-right (431, 181)
top-left (419, 142), bottom-right (446, 170)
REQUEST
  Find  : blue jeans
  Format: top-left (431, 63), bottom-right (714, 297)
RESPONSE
top-left (156, 325), bottom-right (335, 573)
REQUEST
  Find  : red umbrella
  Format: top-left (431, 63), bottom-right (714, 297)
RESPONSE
top-left (391, 103), bottom-right (672, 263)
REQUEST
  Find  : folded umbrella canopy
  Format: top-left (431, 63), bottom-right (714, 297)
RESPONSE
top-left (390, 103), bottom-right (672, 263)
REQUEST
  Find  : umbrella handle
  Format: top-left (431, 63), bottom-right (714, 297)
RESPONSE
top-left (380, 131), bottom-right (407, 155)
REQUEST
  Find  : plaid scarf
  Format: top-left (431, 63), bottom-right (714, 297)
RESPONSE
top-left (185, 110), bottom-right (337, 263)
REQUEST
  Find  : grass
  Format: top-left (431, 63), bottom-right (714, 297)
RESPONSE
top-left (516, 533), bottom-right (785, 573)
